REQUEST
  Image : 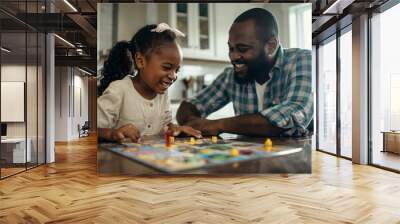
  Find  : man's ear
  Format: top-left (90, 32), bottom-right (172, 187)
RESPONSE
top-left (135, 52), bottom-right (145, 69)
top-left (264, 37), bottom-right (279, 57)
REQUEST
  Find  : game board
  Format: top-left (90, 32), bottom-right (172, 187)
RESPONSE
top-left (100, 137), bottom-right (303, 173)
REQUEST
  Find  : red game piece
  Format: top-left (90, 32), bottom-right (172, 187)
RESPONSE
top-left (165, 129), bottom-right (173, 148)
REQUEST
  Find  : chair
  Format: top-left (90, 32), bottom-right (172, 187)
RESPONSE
top-left (78, 121), bottom-right (90, 138)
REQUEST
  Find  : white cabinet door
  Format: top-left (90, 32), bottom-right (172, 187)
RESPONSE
top-left (214, 4), bottom-right (237, 62)
top-left (169, 3), bottom-right (215, 60)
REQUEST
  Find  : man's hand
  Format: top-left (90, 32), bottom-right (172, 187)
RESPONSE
top-left (176, 101), bottom-right (202, 125)
top-left (185, 118), bottom-right (223, 136)
top-left (176, 125), bottom-right (203, 138)
top-left (111, 124), bottom-right (141, 143)
top-left (166, 124), bottom-right (202, 138)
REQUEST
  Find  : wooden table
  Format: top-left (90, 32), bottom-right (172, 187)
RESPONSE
top-left (382, 131), bottom-right (400, 154)
top-left (97, 136), bottom-right (311, 175)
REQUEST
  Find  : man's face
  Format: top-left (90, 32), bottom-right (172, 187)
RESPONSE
top-left (228, 20), bottom-right (269, 84)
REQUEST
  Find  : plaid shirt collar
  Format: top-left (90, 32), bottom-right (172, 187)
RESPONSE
top-left (262, 44), bottom-right (284, 81)
top-left (273, 45), bottom-right (284, 71)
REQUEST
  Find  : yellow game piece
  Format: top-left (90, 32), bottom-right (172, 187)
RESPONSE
top-left (169, 136), bottom-right (174, 144)
top-left (264, 138), bottom-right (273, 147)
top-left (264, 145), bottom-right (273, 151)
top-left (189, 137), bottom-right (196, 145)
top-left (211, 136), bottom-right (218, 144)
top-left (231, 148), bottom-right (239, 157)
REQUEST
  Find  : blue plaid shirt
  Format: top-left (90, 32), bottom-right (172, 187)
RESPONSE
top-left (188, 46), bottom-right (313, 136)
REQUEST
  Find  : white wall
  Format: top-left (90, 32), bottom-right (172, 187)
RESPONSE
top-left (1, 63), bottom-right (46, 164)
top-left (1, 65), bottom-right (26, 138)
top-left (118, 4), bottom-right (147, 43)
top-left (55, 67), bottom-right (68, 141)
top-left (72, 74), bottom-right (89, 138)
top-left (1, 65), bottom-right (33, 137)
top-left (54, 67), bottom-right (89, 141)
top-left (98, 3), bottom-right (114, 63)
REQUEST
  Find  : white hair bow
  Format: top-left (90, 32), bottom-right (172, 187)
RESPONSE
top-left (150, 23), bottom-right (186, 37)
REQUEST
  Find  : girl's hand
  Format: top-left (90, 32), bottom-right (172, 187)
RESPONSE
top-left (174, 125), bottom-right (202, 138)
top-left (111, 124), bottom-right (141, 143)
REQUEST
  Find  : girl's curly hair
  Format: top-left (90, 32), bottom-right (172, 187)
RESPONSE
top-left (97, 24), bottom-right (177, 96)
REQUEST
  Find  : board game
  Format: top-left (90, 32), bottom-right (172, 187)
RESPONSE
top-left (99, 137), bottom-right (303, 173)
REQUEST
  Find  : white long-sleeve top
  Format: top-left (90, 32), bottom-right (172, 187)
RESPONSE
top-left (97, 75), bottom-right (172, 136)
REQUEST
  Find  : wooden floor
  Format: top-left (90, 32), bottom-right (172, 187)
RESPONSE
top-left (1, 167), bottom-right (26, 178)
top-left (1, 135), bottom-right (400, 223)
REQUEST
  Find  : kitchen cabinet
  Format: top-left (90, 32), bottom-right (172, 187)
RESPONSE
top-left (165, 3), bottom-right (275, 62)
top-left (169, 3), bottom-right (215, 60)
top-left (115, 4), bottom-right (289, 62)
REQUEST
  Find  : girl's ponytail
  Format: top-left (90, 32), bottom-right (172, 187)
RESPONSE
top-left (97, 41), bottom-right (133, 96)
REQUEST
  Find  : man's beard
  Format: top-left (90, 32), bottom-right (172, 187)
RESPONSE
top-left (233, 53), bottom-right (270, 84)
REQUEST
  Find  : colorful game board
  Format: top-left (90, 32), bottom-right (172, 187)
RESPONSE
top-left (100, 137), bottom-right (302, 173)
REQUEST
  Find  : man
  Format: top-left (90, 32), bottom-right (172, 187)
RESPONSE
top-left (176, 8), bottom-right (313, 137)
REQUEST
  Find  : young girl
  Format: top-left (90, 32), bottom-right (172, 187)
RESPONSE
top-left (98, 23), bottom-right (202, 143)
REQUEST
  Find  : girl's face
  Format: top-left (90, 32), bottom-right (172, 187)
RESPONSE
top-left (136, 41), bottom-right (182, 94)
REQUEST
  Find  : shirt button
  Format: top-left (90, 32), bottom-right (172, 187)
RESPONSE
top-left (147, 124), bottom-right (151, 128)
top-left (150, 103), bottom-right (153, 107)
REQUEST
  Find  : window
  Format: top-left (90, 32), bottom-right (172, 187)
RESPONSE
top-left (312, 45), bottom-right (317, 150)
top-left (289, 4), bottom-right (312, 50)
top-left (339, 28), bottom-right (352, 158)
top-left (0, 1), bottom-right (47, 179)
top-left (371, 3), bottom-right (400, 171)
top-left (317, 37), bottom-right (337, 154)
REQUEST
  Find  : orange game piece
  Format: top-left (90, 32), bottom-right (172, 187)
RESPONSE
top-left (165, 129), bottom-right (173, 148)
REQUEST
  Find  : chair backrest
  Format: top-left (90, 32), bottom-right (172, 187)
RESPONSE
top-left (82, 121), bottom-right (90, 129)
top-left (307, 119), bottom-right (314, 134)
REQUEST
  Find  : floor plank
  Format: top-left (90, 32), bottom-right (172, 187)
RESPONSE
top-left (0, 135), bottom-right (399, 223)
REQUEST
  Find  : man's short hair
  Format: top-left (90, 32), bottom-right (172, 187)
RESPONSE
top-left (233, 8), bottom-right (279, 43)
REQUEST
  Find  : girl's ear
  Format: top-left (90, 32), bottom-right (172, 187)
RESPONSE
top-left (135, 52), bottom-right (145, 70)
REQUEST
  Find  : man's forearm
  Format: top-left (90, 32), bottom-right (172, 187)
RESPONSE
top-left (176, 101), bottom-right (201, 125)
top-left (218, 113), bottom-right (284, 137)
top-left (98, 128), bottom-right (113, 141)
